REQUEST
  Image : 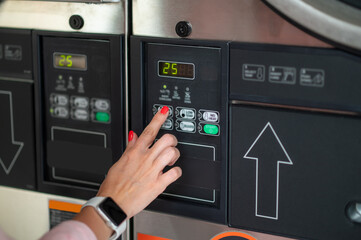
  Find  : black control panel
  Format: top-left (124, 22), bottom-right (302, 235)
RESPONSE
top-left (131, 37), bottom-right (228, 223)
top-left (35, 32), bottom-right (125, 199)
top-left (0, 28), bottom-right (36, 191)
top-left (229, 43), bottom-right (361, 239)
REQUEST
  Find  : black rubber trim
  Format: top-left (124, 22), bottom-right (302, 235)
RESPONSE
top-left (340, 0), bottom-right (361, 10)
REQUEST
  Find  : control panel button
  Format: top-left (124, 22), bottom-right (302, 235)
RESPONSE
top-left (50, 106), bottom-right (69, 119)
top-left (72, 96), bottom-right (89, 109)
top-left (176, 120), bottom-right (196, 133)
top-left (153, 104), bottom-right (173, 117)
top-left (72, 109), bottom-right (89, 121)
top-left (176, 107), bottom-right (196, 120)
top-left (93, 111), bottom-right (110, 123)
top-left (92, 98), bottom-right (110, 111)
top-left (198, 122), bottom-right (220, 136)
top-left (50, 94), bottom-right (68, 106)
top-left (202, 111), bottom-right (219, 122)
top-left (204, 124), bottom-right (219, 135)
top-left (161, 119), bottom-right (173, 130)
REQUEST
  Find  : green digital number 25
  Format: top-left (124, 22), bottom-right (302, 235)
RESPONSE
top-left (59, 55), bottom-right (72, 67)
top-left (163, 62), bottom-right (177, 75)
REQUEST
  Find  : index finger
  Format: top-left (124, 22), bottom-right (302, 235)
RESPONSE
top-left (136, 105), bottom-right (170, 149)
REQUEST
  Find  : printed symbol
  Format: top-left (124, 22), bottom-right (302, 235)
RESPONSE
top-left (55, 75), bottom-right (66, 91)
top-left (300, 68), bottom-right (325, 87)
top-left (172, 86), bottom-right (180, 100)
top-left (4, 45), bottom-right (22, 61)
top-left (269, 66), bottom-right (296, 84)
top-left (257, 68), bottom-right (263, 79)
top-left (78, 77), bottom-right (85, 93)
top-left (184, 91), bottom-right (191, 104)
top-left (244, 122), bottom-right (293, 220)
top-left (0, 91), bottom-right (24, 174)
top-left (242, 64), bottom-right (265, 82)
top-left (67, 78), bottom-right (75, 90)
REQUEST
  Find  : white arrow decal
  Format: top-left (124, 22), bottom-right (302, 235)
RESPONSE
top-left (0, 91), bottom-right (24, 175)
top-left (244, 122), bottom-right (293, 220)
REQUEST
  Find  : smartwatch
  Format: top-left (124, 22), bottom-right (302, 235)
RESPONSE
top-left (82, 197), bottom-right (127, 240)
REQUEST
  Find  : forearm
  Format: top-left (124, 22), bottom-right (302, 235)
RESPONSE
top-left (73, 206), bottom-right (113, 240)
top-left (39, 219), bottom-right (97, 240)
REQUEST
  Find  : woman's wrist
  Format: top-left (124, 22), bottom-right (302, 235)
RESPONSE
top-left (73, 206), bottom-right (113, 240)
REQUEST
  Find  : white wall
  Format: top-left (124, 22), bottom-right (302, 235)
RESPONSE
top-left (0, 186), bottom-right (84, 240)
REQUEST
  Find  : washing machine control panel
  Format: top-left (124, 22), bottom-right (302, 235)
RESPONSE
top-left (143, 41), bottom-right (227, 223)
top-left (38, 34), bottom-right (124, 199)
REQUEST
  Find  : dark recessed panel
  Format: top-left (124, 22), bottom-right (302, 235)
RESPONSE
top-left (230, 105), bottom-right (361, 240)
top-left (0, 80), bottom-right (36, 190)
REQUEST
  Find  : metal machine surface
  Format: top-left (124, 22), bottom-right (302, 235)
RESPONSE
top-left (0, 1), bottom-right (129, 239)
top-left (131, 0), bottom-right (361, 239)
top-left (134, 210), bottom-right (294, 240)
top-left (264, 0), bottom-right (361, 52)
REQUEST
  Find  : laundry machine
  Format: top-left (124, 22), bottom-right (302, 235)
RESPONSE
top-left (0, 1), bottom-right (129, 239)
top-left (130, 0), bottom-right (361, 239)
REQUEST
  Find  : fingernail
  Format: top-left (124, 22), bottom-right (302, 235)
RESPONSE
top-left (128, 130), bottom-right (134, 142)
top-left (160, 106), bottom-right (169, 115)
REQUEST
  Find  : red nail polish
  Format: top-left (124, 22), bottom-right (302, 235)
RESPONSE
top-left (128, 130), bottom-right (134, 142)
top-left (160, 106), bottom-right (169, 115)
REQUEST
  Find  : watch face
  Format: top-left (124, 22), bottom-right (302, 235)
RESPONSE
top-left (99, 197), bottom-right (127, 226)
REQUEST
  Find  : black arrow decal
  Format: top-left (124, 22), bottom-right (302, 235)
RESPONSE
top-left (0, 91), bottom-right (24, 175)
top-left (244, 122), bottom-right (293, 220)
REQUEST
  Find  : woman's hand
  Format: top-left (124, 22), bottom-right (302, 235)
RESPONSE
top-left (96, 106), bottom-right (182, 218)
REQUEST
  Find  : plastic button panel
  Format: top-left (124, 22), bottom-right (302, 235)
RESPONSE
top-left (152, 104), bottom-right (220, 136)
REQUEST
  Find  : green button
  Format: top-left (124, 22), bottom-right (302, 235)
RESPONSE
top-left (204, 124), bottom-right (219, 135)
top-left (95, 112), bottom-right (110, 122)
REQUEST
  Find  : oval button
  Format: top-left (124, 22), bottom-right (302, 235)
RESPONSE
top-left (95, 99), bottom-right (110, 111)
top-left (204, 124), bottom-right (219, 135)
top-left (74, 109), bottom-right (89, 121)
top-left (180, 121), bottom-right (195, 132)
top-left (203, 111), bottom-right (218, 122)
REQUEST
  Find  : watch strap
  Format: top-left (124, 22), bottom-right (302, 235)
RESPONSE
top-left (82, 197), bottom-right (126, 240)
top-left (82, 196), bottom-right (104, 209)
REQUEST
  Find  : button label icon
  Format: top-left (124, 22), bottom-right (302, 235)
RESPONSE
top-left (269, 66), bottom-right (296, 85)
top-left (4, 45), bottom-right (22, 61)
top-left (243, 64), bottom-right (265, 82)
top-left (300, 68), bottom-right (325, 87)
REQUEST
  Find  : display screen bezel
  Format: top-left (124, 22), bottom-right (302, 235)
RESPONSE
top-left (53, 52), bottom-right (88, 71)
top-left (157, 60), bottom-right (195, 80)
top-left (99, 197), bottom-right (127, 226)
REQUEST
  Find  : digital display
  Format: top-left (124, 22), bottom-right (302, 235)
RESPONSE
top-left (158, 61), bottom-right (195, 79)
top-left (53, 52), bottom-right (87, 71)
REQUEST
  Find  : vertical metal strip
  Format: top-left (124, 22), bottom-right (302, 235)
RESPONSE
top-left (124, 0), bottom-right (129, 146)
top-left (124, 1), bottom-right (131, 238)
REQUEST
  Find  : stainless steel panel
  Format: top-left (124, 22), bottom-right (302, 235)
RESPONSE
top-left (265, 0), bottom-right (361, 51)
top-left (0, 1), bottom-right (125, 34)
top-left (132, 0), bottom-right (330, 48)
top-left (134, 210), bottom-right (295, 240)
top-left (33, 0), bottom-right (121, 2)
